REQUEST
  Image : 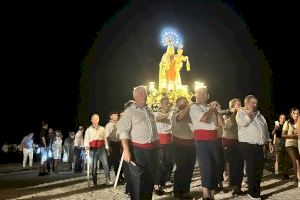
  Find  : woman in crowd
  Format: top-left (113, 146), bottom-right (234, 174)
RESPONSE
top-left (282, 107), bottom-right (300, 186)
top-left (222, 98), bottom-right (244, 195)
top-left (271, 114), bottom-right (288, 178)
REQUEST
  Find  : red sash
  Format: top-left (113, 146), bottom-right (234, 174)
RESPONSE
top-left (89, 140), bottom-right (105, 148)
top-left (159, 133), bottom-right (172, 144)
top-left (194, 129), bottom-right (217, 141)
top-left (131, 140), bottom-right (160, 149)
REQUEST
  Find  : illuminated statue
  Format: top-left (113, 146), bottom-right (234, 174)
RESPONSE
top-left (148, 30), bottom-right (193, 111)
top-left (159, 42), bottom-right (190, 92)
top-left (174, 44), bottom-right (190, 88)
top-left (159, 43), bottom-right (176, 92)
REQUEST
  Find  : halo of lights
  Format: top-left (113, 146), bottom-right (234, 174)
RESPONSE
top-left (161, 29), bottom-right (181, 47)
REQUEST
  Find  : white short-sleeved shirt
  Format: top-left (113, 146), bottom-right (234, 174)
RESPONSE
top-left (105, 121), bottom-right (119, 142)
top-left (154, 111), bottom-right (172, 134)
top-left (189, 103), bottom-right (218, 131)
top-left (236, 109), bottom-right (270, 145)
top-left (117, 103), bottom-right (158, 144)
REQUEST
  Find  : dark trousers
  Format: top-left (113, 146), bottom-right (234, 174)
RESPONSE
top-left (124, 146), bottom-right (159, 200)
top-left (224, 143), bottom-right (243, 188)
top-left (173, 143), bottom-right (196, 194)
top-left (195, 140), bottom-right (219, 190)
top-left (216, 139), bottom-right (225, 183)
top-left (74, 146), bottom-right (83, 172)
top-left (239, 142), bottom-right (264, 198)
top-left (155, 143), bottom-right (174, 186)
top-left (89, 147), bottom-right (110, 185)
top-left (110, 141), bottom-right (123, 176)
top-left (47, 157), bottom-right (54, 172)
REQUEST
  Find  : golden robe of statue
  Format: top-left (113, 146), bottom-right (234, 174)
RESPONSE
top-left (159, 45), bottom-right (190, 92)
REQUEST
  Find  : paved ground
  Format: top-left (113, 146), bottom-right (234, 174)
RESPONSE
top-left (0, 153), bottom-right (299, 200)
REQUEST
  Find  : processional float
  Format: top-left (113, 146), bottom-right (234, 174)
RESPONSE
top-left (147, 29), bottom-right (207, 110)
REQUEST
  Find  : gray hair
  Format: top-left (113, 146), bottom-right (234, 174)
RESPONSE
top-left (244, 95), bottom-right (256, 104)
top-left (91, 113), bottom-right (100, 119)
top-left (133, 85), bottom-right (147, 97)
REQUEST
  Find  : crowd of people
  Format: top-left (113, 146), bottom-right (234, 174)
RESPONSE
top-left (14, 125), bottom-right (77, 172)
top-left (2, 85), bottom-right (299, 200)
top-left (117, 86), bottom-right (299, 200)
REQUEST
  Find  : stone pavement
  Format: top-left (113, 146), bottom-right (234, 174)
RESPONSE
top-left (0, 151), bottom-right (299, 200)
top-left (0, 162), bottom-right (299, 200)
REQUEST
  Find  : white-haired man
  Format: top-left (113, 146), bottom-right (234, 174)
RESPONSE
top-left (189, 88), bottom-right (224, 200)
top-left (118, 85), bottom-right (159, 200)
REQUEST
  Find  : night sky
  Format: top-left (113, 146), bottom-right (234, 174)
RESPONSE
top-left (2, 0), bottom-right (299, 144)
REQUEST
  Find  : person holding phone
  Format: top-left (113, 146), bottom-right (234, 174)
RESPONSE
top-left (282, 107), bottom-right (300, 187)
top-left (271, 114), bottom-right (287, 178)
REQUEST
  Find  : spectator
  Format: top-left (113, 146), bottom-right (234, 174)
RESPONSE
top-left (20, 132), bottom-right (34, 168)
